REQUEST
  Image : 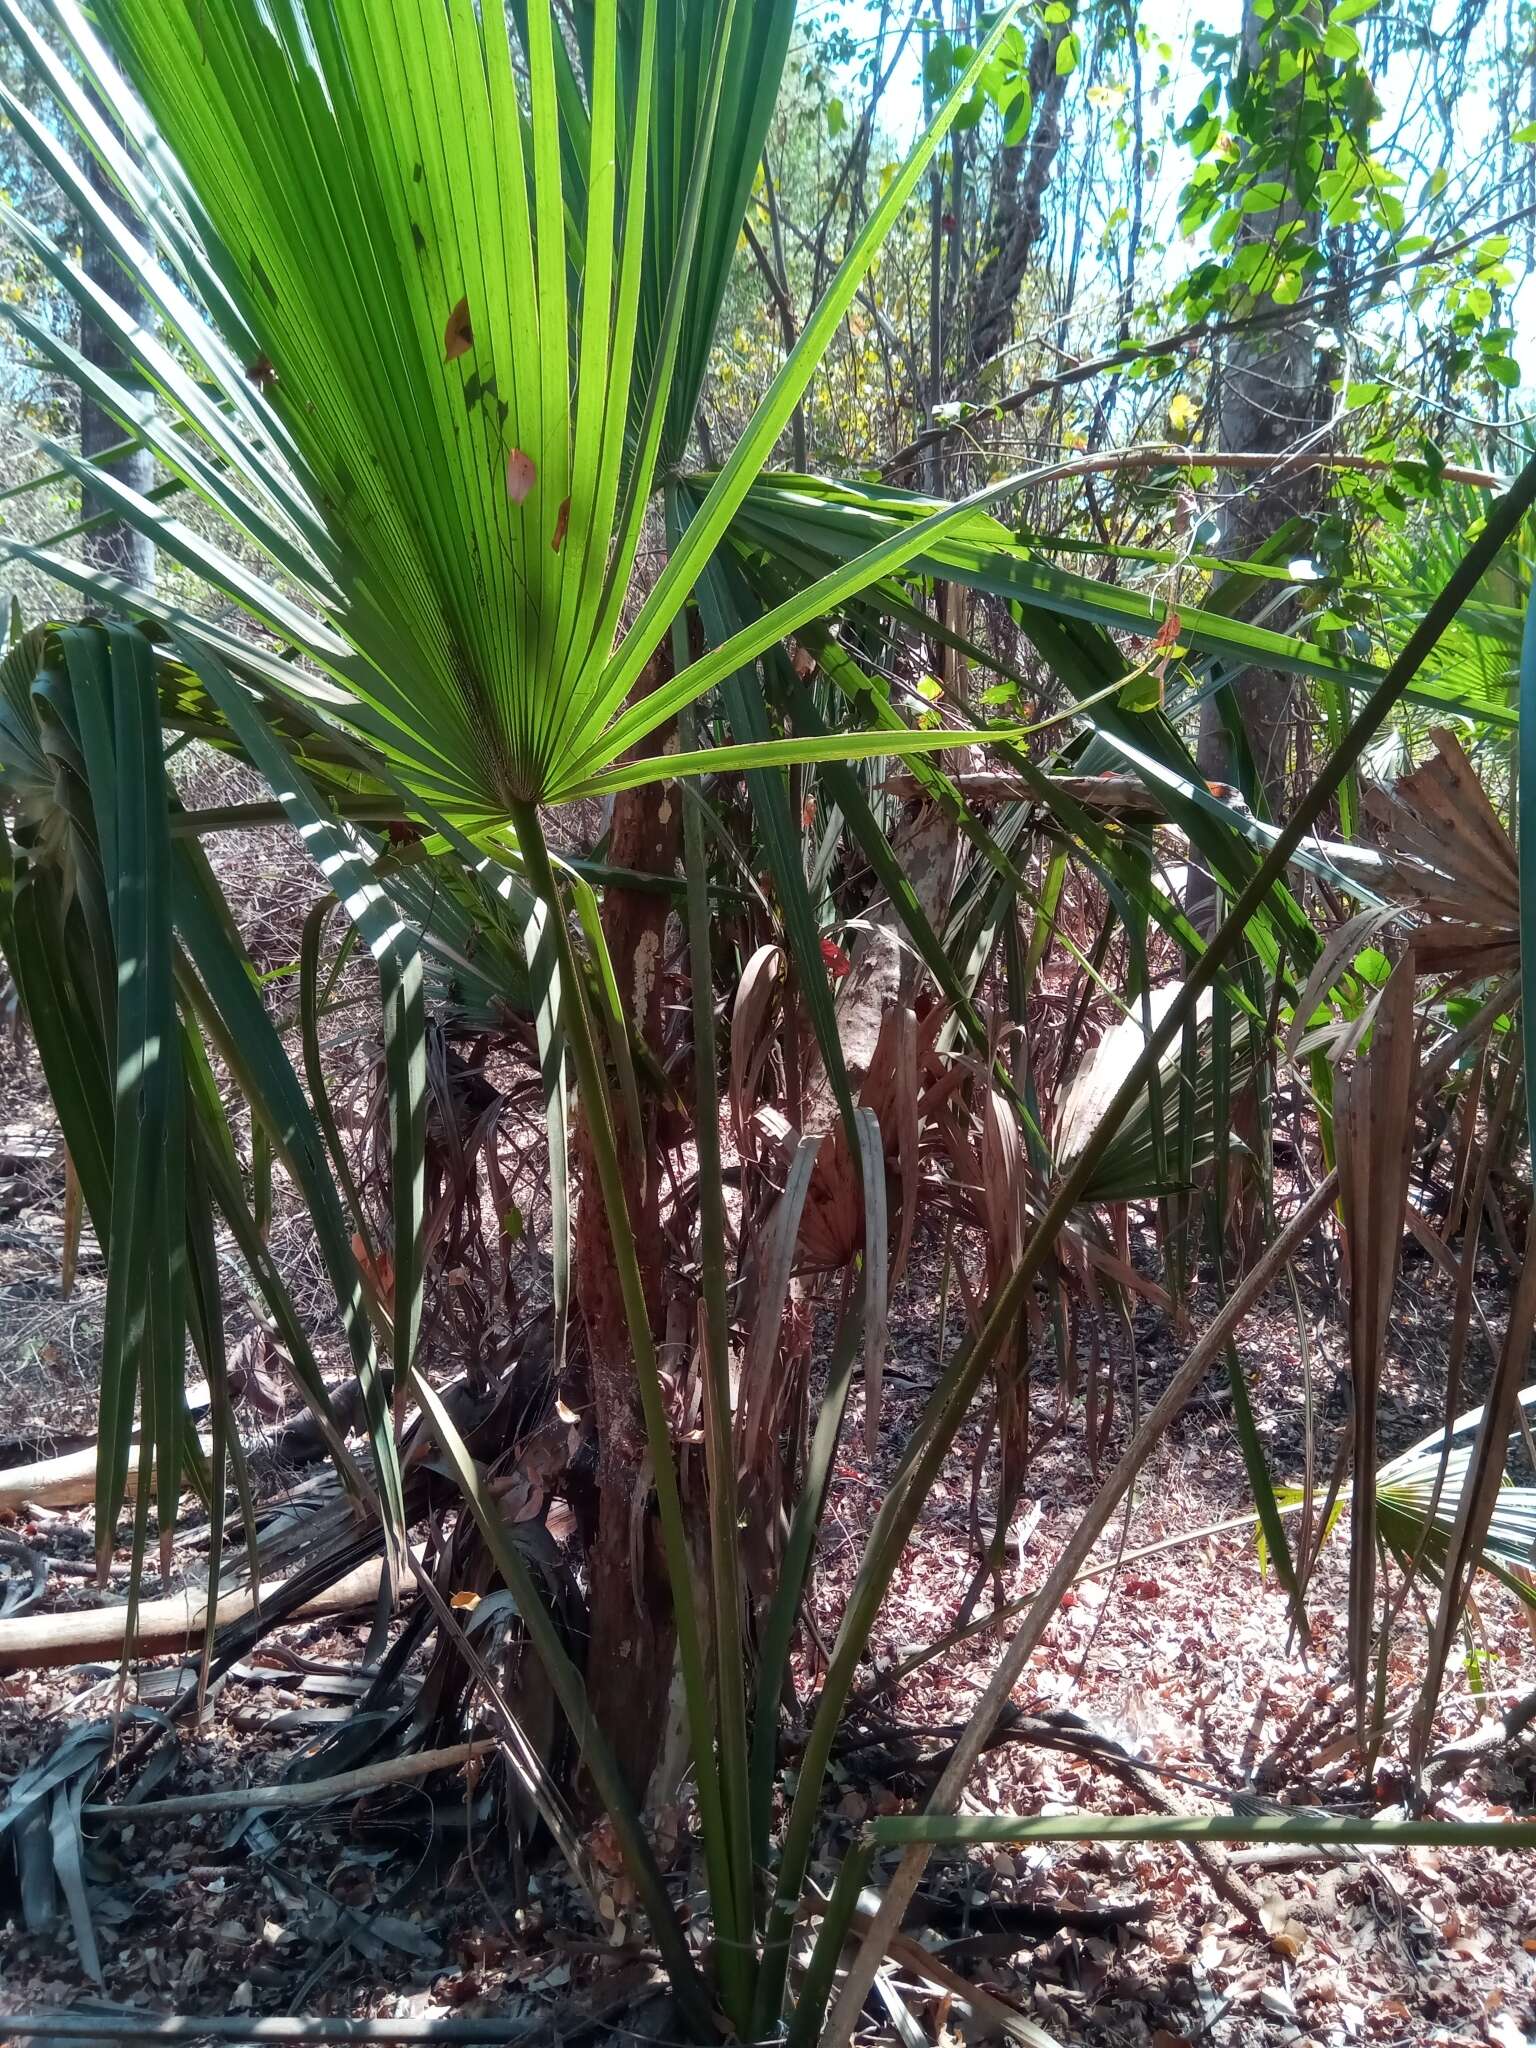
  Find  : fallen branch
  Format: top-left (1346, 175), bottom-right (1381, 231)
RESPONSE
top-left (83, 1740), bottom-right (491, 1823)
top-left (0, 1433), bottom-right (215, 1513)
top-left (0, 1554), bottom-right (405, 1672)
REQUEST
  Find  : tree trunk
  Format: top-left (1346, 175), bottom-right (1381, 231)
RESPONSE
top-left (963, 23), bottom-right (1071, 379)
top-left (1189, 0), bottom-right (1323, 929)
top-left (571, 647), bottom-right (684, 1807)
top-left (80, 112), bottom-right (155, 592)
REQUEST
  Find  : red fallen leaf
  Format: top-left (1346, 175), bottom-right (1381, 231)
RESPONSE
top-left (1153, 608), bottom-right (1182, 649)
top-left (443, 296), bottom-right (474, 361)
top-left (386, 818), bottom-right (423, 844)
top-left (820, 936), bottom-right (853, 978)
top-left (1205, 779), bottom-right (1239, 800)
top-left (505, 447), bottom-right (537, 502)
top-left (801, 798), bottom-right (816, 828)
top-left (550, 495), bottom-right (571, 552)
top-left (1127, 1576), bottom-right (1163, 1598)
top-left (941, 211), bottom-right (958, 233)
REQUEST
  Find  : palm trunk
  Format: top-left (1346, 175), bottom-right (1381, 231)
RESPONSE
top-left (571, 646), bottom-right (685, 1804)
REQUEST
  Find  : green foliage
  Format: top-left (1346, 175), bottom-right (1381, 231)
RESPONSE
top-left (1, 2), bottom-right (1534, 2036)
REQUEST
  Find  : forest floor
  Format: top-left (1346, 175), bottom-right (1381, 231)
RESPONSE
top-left (0, 822), bottom-right (1533, 2046)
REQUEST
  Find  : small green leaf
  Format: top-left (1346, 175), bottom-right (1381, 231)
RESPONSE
top-left (1055, 30), bottom-right (1080, 74)
top-left (1119, 672), bottom-right (1161, 713)
top-left (1001, 81), bottom-right (1033, 143)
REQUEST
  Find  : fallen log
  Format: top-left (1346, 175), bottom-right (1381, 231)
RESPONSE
top-left (0, 1432), bottom-right (215, 1513)
top-left (0, 1554), bottom-right (406, 1672)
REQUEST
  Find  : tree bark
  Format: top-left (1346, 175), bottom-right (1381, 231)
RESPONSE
top-left (1189, 0), bottom-right (1325, 935)
top-left (571, 647), bottom-right (684, 1806)
top-left (1194, 0), bottom-right (1324, 826)
top-left (963, 24), bottom-right (1072, 379)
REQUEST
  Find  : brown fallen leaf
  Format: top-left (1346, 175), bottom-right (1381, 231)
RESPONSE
top-left (550, 495), bottom-right (570, 551)
top-left (444, 296), bottom-right (474, 361)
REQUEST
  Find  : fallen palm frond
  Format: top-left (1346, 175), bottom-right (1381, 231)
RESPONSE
top-left (1377, 1430), bottom-right (1536, 1613)
top-left (1408, 1208), bottom-right (1536, 1766)
top-left (0, 1719), bottom-right (115, 1983)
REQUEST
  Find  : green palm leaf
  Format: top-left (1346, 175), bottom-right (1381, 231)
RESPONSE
top-left (3, 0), bottom-right (1024, 822)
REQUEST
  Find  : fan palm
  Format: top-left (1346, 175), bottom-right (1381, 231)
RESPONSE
top-left (0, 3), bottom-right (1040, 2029)
top-left (6, 2), bottom-right (1536, 2035)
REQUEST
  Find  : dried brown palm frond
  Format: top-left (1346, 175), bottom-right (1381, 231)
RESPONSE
top-left (1366, 728), bottom-right (1518, 977)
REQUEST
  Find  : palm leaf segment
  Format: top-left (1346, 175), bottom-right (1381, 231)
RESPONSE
top-left (1, 0), bottom-right (1026, 820)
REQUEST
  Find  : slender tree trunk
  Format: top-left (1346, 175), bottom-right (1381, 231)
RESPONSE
top-left (80, 114), bottom-right (154, 591)
top-left (963, 20), bottom-right (1072, 379)
top-left (571, 646), bottom-right (684, 1806)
